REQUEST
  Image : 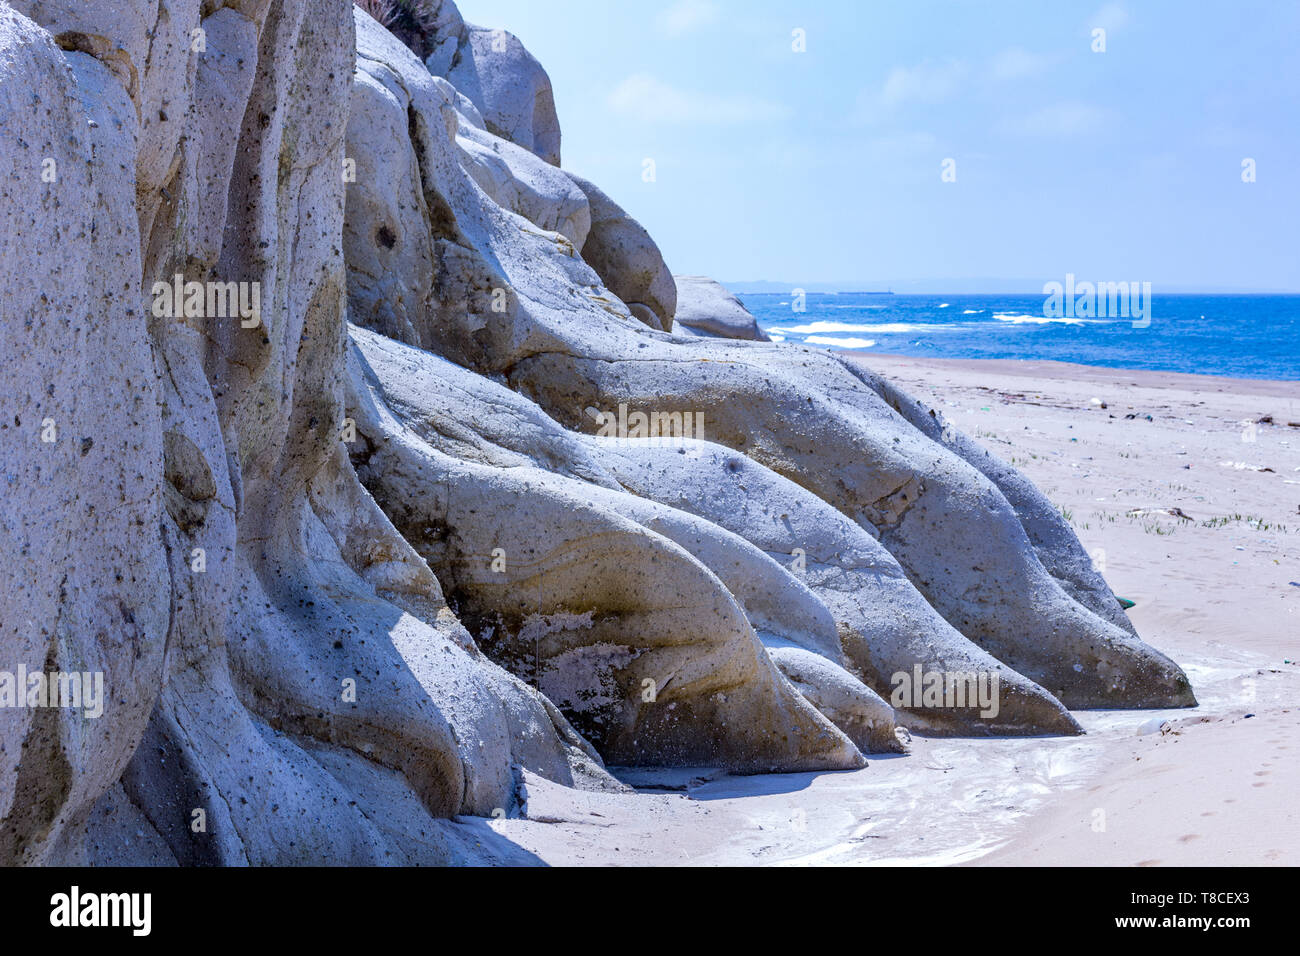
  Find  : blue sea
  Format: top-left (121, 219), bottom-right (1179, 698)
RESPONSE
top-left (738, 293), bottom-right (1300, 381)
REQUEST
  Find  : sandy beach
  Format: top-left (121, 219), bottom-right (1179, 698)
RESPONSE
top-left (465, 354), bottom-right (1300, 866)
top-left (8, 0), bottom-right (1300, 903)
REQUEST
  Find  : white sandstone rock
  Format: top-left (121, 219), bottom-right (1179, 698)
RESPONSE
top-left (673, 275), bottom-right (769, 341)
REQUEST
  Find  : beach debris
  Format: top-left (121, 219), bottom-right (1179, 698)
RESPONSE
top-left (1125, 507), bottom-right (1193, 520)
top-left (1117, 596), bottom-right (1136, 609)
top-left (1088, 397), bottom-right (1108, 408)
top-left (1257, 415), bottom-right (1274, 424)
top-left (1218, 461), bottom-right (1276, 472)
top-left (1289, 582), bottom-right (1300, 588)
top-left (1137, 717), bottom-right (1172, 736)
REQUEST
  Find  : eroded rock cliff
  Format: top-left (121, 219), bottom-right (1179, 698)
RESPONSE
top-left (0, 0), bottom-right (1193, 865)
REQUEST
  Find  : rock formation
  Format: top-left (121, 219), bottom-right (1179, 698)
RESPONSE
top-left (672, 275), bottom-right (769, 341)
top-left (0, 0), bottom-right (1193, 866)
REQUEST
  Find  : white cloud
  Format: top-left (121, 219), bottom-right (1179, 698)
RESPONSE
top-left (990, 47), bottom-right (1051, 81)
top-left (659, 0), bottom-right (721, 35)
top-left (1090, 2), bottom-right (1129, 33)
top-left (607, 73), bottom-right (790, 125)
top-left (862, 130), bottom-right (940, 156)
top-left (880, 59), bottom-right (967, 108)
top-left (1000, 101), bottom-right (1112, 136)
top-left (856, 59), bottom-right (967, 123)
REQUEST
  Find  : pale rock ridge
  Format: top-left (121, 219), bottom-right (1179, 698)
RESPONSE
top-left (359, 0), bottom-right (562, 166)
top-left (348, 325), bottom-right (889, 759)
top-left (0, 0), bottom-right (1197, 869)
top-left (0, 4), bottom-right (168, 864)
top-left (341, 1), bottom-right (1193, 732)
top-left (672, 275), bottom-right (769, 341)
top-left (441, 22), bottom-right (561, 167)
top-left (2, 0), bottom-right (614, 866)
top-left (565, 172), bottom-right (678, 331)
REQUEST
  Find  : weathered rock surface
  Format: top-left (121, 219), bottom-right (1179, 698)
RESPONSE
top-left (672, 275), bottom-right (769, 341)
top-left (0, 5), bottom-right (168, 864)
top-left (0, 0), bottom-right (1194, 867)
top-left (2, 0), bottom-right (614, 867)
top-left (349, 324), bottom-right (888, 760)
top-left (566, 173), bottom-right (678, 331)
top-left (447, 23), bottom-right (561, 167)
top-left (361, 0), bottom-right (562, 166)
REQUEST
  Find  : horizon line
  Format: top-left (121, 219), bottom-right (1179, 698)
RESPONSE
top-left (723, 281), bottom-right (1300, 295)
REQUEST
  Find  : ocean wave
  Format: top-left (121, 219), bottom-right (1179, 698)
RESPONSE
top-left (994, 312), bottom-right (1085, 325)
top-left (962, 309), bottom-right (984, 314)
top-left (804, 335), bottom-right (878, 349)
top-left (769, 320), bottom-right (946, 334)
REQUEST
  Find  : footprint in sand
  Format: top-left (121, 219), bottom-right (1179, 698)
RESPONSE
top-left (1178, 834), bottom-right (1200, 843)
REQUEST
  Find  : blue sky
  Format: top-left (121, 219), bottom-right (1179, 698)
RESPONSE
top-left (456, 0), bottom-right (1300, 291)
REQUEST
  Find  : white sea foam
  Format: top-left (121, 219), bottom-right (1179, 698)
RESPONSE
top-left (770, 320), bottom-right (942, 334)
top-left (962, 309), bottom-right (984, 314)
top-left (804, 335), bottom-right (877, 349)
top-left (994, 312), bottom-right (1085, 325)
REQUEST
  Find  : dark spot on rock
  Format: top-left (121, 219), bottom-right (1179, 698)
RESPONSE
top-left (375, 225), bottom-right (397, 249)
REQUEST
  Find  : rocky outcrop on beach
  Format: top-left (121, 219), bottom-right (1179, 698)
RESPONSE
top-left (0, 0), bottom-right (1193, 865)
top-left (672, 275), bottom-right (769, 340)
